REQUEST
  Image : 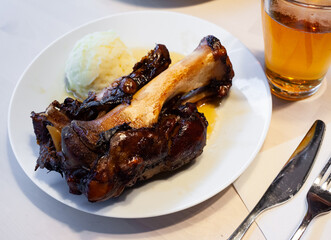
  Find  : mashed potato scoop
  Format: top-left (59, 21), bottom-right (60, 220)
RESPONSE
top-left (65, 31), bottom-right (136, 99)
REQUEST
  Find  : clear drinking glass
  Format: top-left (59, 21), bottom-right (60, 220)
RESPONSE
top-left (262, 0), bottom-right (331, 100)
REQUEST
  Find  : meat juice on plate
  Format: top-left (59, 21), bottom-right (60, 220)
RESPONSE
top-left (262, 5), bottom-right (331, 97)
top-left (197, 102), bottom-right (218, 137)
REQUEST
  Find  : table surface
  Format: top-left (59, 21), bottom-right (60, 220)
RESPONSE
top-left (1, 0), bottom-right (330, 239)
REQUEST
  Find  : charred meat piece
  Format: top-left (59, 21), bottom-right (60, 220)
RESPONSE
top-left (31, 101), bottom-right (71, 171)
top-left (65, 103), bottom-right (208, 201)
top-left (31, 44), bottom-right (171, 172)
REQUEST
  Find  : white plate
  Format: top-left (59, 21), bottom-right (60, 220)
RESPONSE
top-left (8, 11), bottom-right (272, 218)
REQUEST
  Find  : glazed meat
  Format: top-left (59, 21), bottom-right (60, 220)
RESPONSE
top-left (65, 103), bottom-right (208, 201)
top-left (31, 35), bottom-right (234, 202)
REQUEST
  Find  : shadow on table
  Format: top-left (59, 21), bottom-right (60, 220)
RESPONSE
top-left (7, 135), bottom-right (228, 235)
top-left (113, 0), bottom-right (213, 8)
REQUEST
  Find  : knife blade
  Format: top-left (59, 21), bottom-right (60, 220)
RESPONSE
top-left (228, 120), bottom-right (325, 240)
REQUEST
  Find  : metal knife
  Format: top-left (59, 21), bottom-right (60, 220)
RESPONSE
top-left (228, 120), bottom-right (325, 240)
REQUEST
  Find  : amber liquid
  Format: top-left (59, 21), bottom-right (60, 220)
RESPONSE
top-left (197, 102), bottom-right (218, 138)
top-left (262, 9), bottom-right (331, 100)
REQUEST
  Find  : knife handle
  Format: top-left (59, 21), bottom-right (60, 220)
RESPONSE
top-left (227, 201), bottom-right (265, 240)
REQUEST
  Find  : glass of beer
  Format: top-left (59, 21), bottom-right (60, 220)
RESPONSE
top-left (262, 0), bottom-right (331, 100)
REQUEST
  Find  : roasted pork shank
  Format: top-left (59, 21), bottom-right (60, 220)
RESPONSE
top-left (31, 35), bottom-right (234, 202)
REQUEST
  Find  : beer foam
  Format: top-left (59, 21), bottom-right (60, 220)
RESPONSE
top-left (270, 0), bottom-right (331, 31)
